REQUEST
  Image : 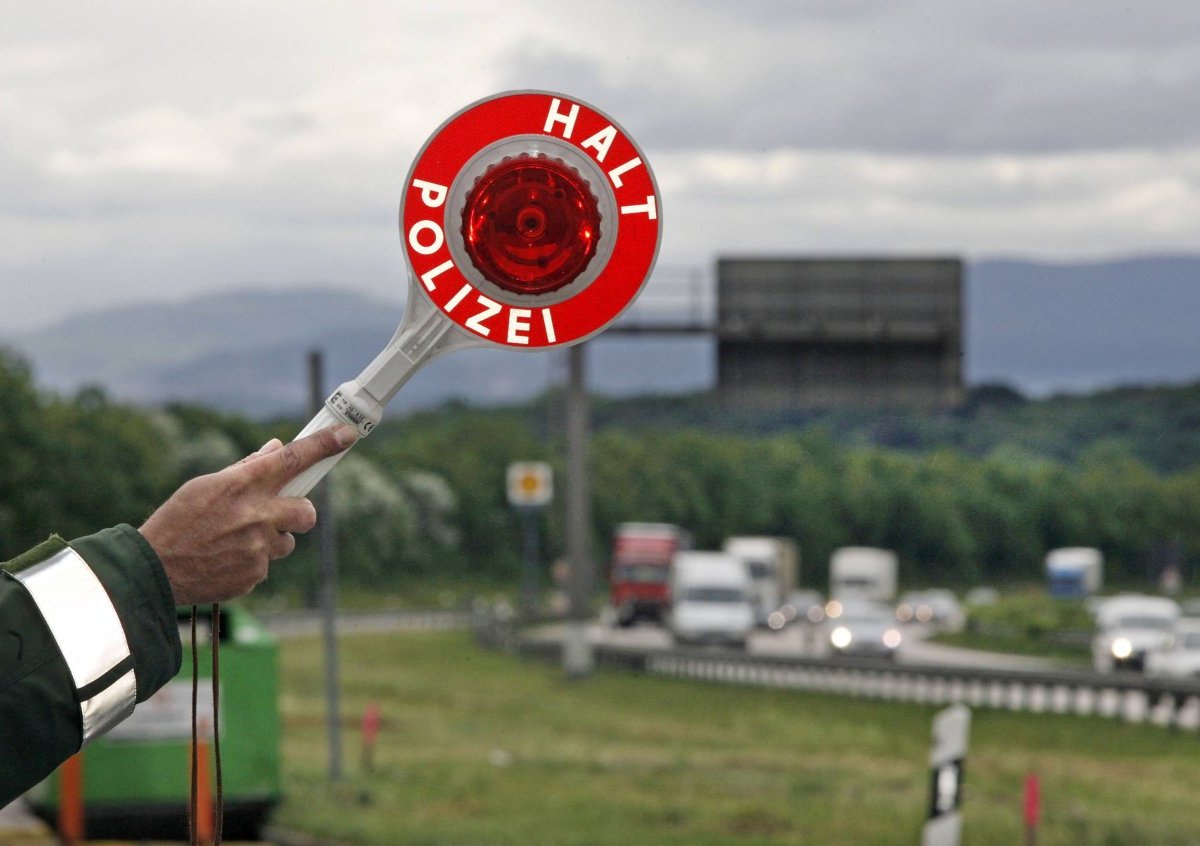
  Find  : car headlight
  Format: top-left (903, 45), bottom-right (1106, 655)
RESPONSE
top-left (830, 626), bottom-right (853, 649)
top-left (1112, 637), bottom-right (1133, 659)
top-left (883, 628), bottom-right (903, 649)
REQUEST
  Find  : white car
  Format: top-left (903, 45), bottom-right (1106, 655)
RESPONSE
top-left (1091, 594), bottom-right (1180, 673)
top-left (1146, 620), bottom-right (1200, 679)
top-left (824, 600), bottom-right (903, 659)
top-left (775, 590), bottom-right (826, 628)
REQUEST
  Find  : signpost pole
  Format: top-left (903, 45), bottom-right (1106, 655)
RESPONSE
top-left (519, 506), bottom-right (541, 619)
top-left (564, 343), bottom-right (595, 678)
top-left (309, 350), bottom-right (343, 783)
top-left (507, 461), bottom-right (554, 621)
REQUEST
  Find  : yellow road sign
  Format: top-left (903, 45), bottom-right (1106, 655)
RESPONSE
top-left (507, 462), bottom-right (553, 507)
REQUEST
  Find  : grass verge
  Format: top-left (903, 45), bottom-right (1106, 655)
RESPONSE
top-left (930, 629), bottom-right (1092, 665)
top-left (273, 630), bottom-right (1200, 845)
top-left (934, 589), bottom-right (1095, 665)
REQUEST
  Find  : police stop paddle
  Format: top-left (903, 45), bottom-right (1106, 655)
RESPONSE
top-left (281, 91), bottom-right (661, 497)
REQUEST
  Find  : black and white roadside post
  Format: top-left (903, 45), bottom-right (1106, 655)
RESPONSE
top-left (507, 462), bottom-right (553, 619)
top-left (923, 703), bottom-right (971, 846)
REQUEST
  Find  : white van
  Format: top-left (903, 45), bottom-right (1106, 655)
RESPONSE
top-left (669, 552), bottom-right (755, 649)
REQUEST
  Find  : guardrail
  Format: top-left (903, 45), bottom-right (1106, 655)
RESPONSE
top-left (263, 608), bottom-right (475, 638)
top-left (475, 617), bottom-right (1200, 731)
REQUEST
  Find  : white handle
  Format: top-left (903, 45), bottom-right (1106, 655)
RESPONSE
top-left (279, 280), bottom-right (470, 499)
top-left (279, 405), bottom-right (361, 497)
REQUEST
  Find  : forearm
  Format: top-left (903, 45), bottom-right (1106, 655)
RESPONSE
top-left (0, 525), bottom-right (182, 805)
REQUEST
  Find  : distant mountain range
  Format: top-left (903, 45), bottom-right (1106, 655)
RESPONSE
top-left (4, 255), bottom-right (1198, 417)
top-left (3, 287), bottom-right (712, 416)
top-left (966, 255), bottom-right (1200, 395)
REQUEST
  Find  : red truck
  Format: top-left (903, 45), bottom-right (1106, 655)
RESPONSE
top-left (609, 522), bottom-right (691, 626)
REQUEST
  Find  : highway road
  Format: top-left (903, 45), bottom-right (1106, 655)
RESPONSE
top-left (534, 618), bottom-right (1058, 672)
top-left (258, 606), bottom-right (1058, 673)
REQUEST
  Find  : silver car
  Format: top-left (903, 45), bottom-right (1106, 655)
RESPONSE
top-left (895, 589), bottom-right (965, 633)
top-left (824, 600), bottom-right (903, 659)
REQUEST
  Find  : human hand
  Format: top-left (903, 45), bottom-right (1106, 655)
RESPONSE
top-left (139, 424), bottom-right (358, 605)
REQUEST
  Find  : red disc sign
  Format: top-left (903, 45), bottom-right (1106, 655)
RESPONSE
top-left (400, 90), bottom-right (661, 348)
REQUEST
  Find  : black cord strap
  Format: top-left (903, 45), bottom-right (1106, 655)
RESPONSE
top-left (190, 603), bottom-right (225, 846)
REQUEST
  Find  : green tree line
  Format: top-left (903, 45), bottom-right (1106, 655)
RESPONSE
top-left (3, 348), bottom-right (1198, 597)
top-left (584, 381), bottom-right (1200, 475)
top-left (375, 406), bottom-right (1200, 592)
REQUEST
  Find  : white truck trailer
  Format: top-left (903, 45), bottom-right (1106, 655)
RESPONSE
top-left (829, 547), bottom-right (898, 604)
top-left (723, 536), bottom-right (799, 627)
top-left (1045, 547), bottom-right (1103, 599)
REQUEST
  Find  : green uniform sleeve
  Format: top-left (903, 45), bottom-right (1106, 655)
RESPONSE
top-left (70, 524), bottom-right (183, 701)
top-left (0, 524), bottom-right (182, 806)
top-left (0, 562), bottom-right (82, 805)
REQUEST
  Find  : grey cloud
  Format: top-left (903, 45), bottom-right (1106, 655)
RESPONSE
top-left (958, 2), bottom-right (1200, 51)
top-left (497, 1), bottom-right (1200, 155)
top-left (2, 0), bottom-right (1199, 337)
top-left (243, 110), bottom-right (320, 138)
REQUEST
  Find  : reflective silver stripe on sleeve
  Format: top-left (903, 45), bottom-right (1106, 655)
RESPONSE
top-left (80, 668), bottom-right (138, 741)
top-left (15, 547), bottom-right (137, 745)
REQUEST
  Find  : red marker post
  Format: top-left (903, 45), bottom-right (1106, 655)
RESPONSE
top-left (57, 752), bottom-right (85, 844)
top-left (1024, 772), bottom-right (1040, 846)
top-left (191, 718), bottom-right (215, 846)
top-left (361, 702), bottom-right (382, 773)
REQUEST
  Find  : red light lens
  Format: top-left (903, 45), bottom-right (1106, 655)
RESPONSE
top-left (462, 154), bottom-right (601, 296)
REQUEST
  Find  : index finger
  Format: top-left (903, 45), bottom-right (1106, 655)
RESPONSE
top-left (242, 424), bottom-right (358, 488)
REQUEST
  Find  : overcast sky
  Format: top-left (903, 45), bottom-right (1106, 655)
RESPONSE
top-left (2, 0), bottom-right (1199, 333)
